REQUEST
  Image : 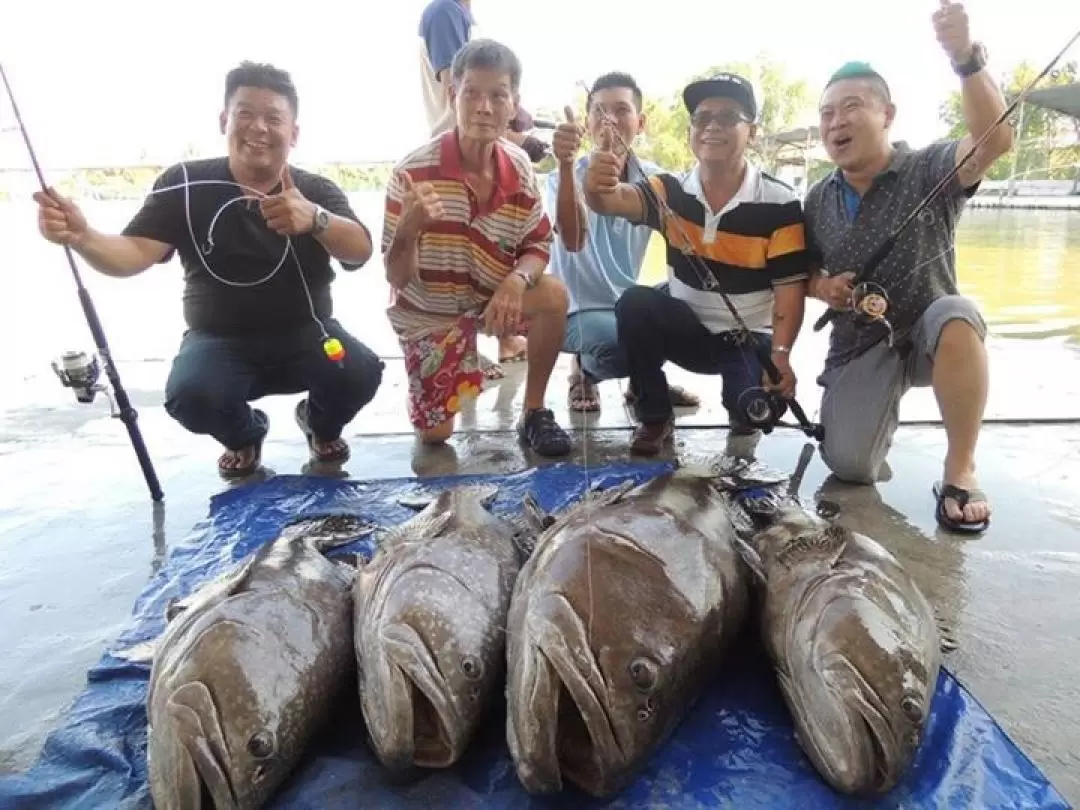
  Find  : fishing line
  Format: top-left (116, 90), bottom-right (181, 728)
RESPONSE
top-left (578, 81), bottom-right (824, 442)
top-left (812, 25), bottom-right (1080, 335)
top-left (147, 168), bottom-right (346, 364)
top-left (0, 61), bottom-right (164, 503)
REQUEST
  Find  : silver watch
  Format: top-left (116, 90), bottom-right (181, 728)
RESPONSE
top-left (311, 205), bottom-right (331, 236)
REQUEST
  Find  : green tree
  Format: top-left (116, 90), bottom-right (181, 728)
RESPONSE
top-left (938, 60), bottom-right (1080, 181)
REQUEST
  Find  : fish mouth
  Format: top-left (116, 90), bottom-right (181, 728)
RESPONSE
top-left (372, 622), bottom-right (465, 769)
top-left (149, 681), bottom-right (239, 809)
top-left (508, 594), bottom-right (625, 796)
top-left (791, 653), bottom-right (902, 795)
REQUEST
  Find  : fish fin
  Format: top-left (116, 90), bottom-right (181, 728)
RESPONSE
top-left (522, 492), bottom-right (555, 532)
top-left (731, 530), bottom-right (768, 582)
top-left (465, 482), bottom-right (500, 509)
top-left (111, 639), bottom-right (160, 664)
top-left (510, 526), bottom-right (538, 563)
top-left (936, 612), bottom-right (958, 653)
top-left (168, 681), bottom-right (236, 809)
top-left (397, 487), bottom-right (437, 510)
top-left (378, 508), bottom-right (455, 551)
top-left (774, 522), bottom-right (849, 568)
top-left (279, 513), bottom-right (377, 551)
top-left (113, 555), bottom-right (259, 664)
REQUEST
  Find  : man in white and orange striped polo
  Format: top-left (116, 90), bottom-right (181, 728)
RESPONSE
top-left (383, 38), bottom-right (573, 457)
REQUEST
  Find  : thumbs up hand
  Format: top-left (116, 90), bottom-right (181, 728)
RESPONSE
top-left (260, 165), bottom-right (319, 236)
top-left (552, 105), bottom-right (585, 165)
top-left (396, 170), bottom-right (444, 240)
top-left (932, 0), bottom-right (972, 64)
top-left (585, 122), bottom-right (624, 195)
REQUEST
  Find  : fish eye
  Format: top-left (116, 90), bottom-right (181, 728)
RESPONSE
top-left (628, 657), bottom-right (659, 693)
top-left (900, 693), bottom-right (924, 722)
top-left (247, 731), bottom-right (275, 760)
top-left (460, 655), bottom-right (484, 681)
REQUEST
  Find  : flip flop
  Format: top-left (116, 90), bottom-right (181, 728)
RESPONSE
top-left (568, 372), bottom-right (601, 412)
top-left (218, 437), bottom-right (264, 480)
top-left (933, 481), bottom-right (991, 534)
top-left (295, 399), bottom-right (351, 464)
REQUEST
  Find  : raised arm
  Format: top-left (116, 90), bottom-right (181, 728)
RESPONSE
top-left (581, 126), bottom-right (647, 222)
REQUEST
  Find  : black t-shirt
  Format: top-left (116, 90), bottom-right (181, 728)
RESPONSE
top-left (122, 157), bottom-right (368, 336)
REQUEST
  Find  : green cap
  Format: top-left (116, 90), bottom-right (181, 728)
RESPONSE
top-left (825, 61), bottom-right (891, 100)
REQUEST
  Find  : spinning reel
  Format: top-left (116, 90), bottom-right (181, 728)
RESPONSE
top-left (734, 386), bottom-right (789, 434)
top-left (51, 350), bottom-right (113, 409)
top-left (850, 281), bottom-right (895, 346)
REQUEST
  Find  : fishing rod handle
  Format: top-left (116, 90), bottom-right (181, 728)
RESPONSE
top-left (757, 348), bottom-right (824, 440)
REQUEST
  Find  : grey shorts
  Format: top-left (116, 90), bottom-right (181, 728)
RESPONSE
top-left (816, 295), bottom-right (987, 484)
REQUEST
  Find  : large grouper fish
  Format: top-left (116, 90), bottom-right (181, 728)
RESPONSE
top-left (116, 513), bottom-right (372, 810)
top-left (505, 465), bottom-right (772, 798)
top-left (352, 483), bottom-right (527, 772)
top-left (729, 444), bottom-right (944, 796)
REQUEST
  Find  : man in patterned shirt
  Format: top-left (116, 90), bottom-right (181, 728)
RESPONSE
top-left (383, 38), bottom-right (572, 457)
top-left (803, 1), bottom-right (1014, 532)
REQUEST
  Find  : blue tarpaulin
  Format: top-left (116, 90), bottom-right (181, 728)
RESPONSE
top-left (0, 463), bottom-right (1068, 809)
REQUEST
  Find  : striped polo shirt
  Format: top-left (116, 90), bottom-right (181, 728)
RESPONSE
top-left (382, 130), bottom-right (553, 339)
top-left (635, 161), bottom-right (810, 333)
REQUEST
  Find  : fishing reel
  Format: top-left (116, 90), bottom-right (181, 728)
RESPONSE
top-left (850, 281), bottom-right (890, 322)
top-left (51, 350), bottom-right (110, 405)
top-left (734, 386), bottom-right (788, 434)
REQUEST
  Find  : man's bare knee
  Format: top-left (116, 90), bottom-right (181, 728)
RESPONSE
top-left (523, 274), bottom-right (570, 318)
top-left (419, 419), bottom-right (455, 445)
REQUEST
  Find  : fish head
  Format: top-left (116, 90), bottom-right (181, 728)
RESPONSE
top-left (147, 672), bottom-right (291, 809)
top-left (359, 538), bottom-right (513, 770)
top-left (794, 606), bottom-right (939, 796)
top-left (508, 535), bottom-right (700, 797)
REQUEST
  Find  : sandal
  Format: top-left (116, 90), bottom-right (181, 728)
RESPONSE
top-left (499, 335), bottom-right (528, 364)
top-left (568, 372), bottom-right (601, 412)
top-left (218, 438), bottom-right (264, 480)
top-left (624, 385), bottom-right (701, 408)
top-left (295, 399), bottom-right (351, 464)
top-left (479, 353), bottom-right (505, 380)
top-left (933, 481), bottom-right (991, 534)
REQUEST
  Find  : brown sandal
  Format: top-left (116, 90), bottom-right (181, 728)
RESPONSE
top-left (568, 373), bottom-right (601, 412)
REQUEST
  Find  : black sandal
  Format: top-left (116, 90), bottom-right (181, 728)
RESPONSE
top-left (933, 481), bottom-right (990, 534)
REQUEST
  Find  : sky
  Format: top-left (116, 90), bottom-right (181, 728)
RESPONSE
top-left (0, 0), bottom-right (1076, 169)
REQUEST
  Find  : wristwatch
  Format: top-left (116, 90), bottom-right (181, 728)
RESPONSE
top-left (952, 41), bottom-right (988, 78)
top-left (311, 205), bottom-right (331, 236)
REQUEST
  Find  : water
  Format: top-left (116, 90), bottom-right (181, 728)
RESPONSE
top-left (1, 197), bottom-right (1077, 384)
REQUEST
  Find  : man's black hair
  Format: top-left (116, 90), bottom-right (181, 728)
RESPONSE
top-left (451, 38), bottom-right (522, 92)
top-left (587, 72), bottom-right (643, 111)
top-left (224, 61), bottom-right (299, 116)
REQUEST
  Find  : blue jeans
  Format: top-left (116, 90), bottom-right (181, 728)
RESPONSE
top-left (614, 285), bottom-right (785, 425)
top-left (164, 319), bottom-right (384, 450)
top-left (562, 283), bottom-right (672, 382)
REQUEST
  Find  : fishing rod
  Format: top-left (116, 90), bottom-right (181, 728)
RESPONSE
top-left (0, 62), bottom-right (164, 502)
top-left (813, 26), bottom-right (1080, 333)
top-left (579, 82), bottom-right (825, 442)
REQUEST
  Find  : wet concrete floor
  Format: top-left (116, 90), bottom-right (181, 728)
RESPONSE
top-left (1, 348), bottom-right (1079, 803)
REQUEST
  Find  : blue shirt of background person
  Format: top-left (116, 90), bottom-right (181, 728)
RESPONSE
top-left (544, 71), bottom-right (699, 414)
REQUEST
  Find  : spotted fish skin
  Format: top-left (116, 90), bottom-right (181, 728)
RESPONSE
top-left (506, 468), bottom-right (752, 798)
top-left (738, 503), bottom-right (942, 796)
top-left (353, 484), bottom-right (524, 772)
top-left (142, 514), bottom-right (371, 810)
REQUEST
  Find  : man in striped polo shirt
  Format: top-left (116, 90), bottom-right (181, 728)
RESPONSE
top-left (585, 72), bottom-right (811, 455)
top-left (383, 38), bottom-right (573, 457)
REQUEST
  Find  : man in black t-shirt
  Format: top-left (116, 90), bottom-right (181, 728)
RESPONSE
top-left (33, 61), bottom-right (384, 479)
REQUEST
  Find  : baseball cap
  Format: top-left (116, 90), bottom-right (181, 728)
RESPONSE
top-left (682, 72), bottom-right (758, 122)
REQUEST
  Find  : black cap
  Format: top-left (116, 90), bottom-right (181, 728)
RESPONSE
top-left (682, 72), bottom-right (758, 122)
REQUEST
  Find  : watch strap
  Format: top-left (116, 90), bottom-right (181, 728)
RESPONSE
top-left (953, 42), bottom-right (987, 78)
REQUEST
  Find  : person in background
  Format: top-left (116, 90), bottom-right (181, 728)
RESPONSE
top-left (546, 71), bottom-right (699, 414)
top-left (32, 61), bottom-right (385, 479)
top-left (584, 72), bottom-right (810, 456)
top-left (804, 0), bottom-right (1013, 533)
top-left (417, 0), bottom-right (550, 373)
top-left (385, 38), bottom-right (573, 457)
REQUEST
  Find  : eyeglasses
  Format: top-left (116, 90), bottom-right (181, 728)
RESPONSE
top-left (690, 110), bottom-right (753, 129)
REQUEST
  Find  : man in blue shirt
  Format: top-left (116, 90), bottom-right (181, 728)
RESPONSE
top-left (546, 72), bottom-right (699, 412)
